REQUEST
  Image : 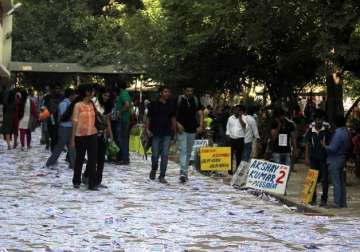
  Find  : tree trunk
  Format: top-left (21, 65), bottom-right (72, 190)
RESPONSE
top-left (326, 70), bottom-right (344, 123)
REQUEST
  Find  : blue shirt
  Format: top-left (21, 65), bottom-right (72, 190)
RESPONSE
top-left (58, 98), bottom-right (72, 128)
top-left (326, 127), bottom-right (351, 164)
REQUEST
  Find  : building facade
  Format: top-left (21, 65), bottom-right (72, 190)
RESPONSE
top-left (0, 0), bottom-right (13, 79)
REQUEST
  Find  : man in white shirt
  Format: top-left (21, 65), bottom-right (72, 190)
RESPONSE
top-left (242, 108), bottom-right (260, 162)
top-left (226, 105), bottom-right (246, 174)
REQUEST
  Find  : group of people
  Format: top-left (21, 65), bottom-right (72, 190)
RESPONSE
top-left (40, 83), bottom-right (130, 190)
top-left (1, 83), bottom-right (359, 208)
top-left (1, 88), bottom-right (38, 151)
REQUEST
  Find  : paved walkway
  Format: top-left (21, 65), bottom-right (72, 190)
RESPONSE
top-left (277, 163), bottom-right (360, 217)
top-left (1, 130), bottom-right (360, 251)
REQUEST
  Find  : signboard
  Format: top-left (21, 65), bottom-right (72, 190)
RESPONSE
top-left (231, 161), bottom-right (250, 188)
top-left (200, 147), bottom-right (231, 172)
top-left (190, 139), bottom-right (209, 161)
top-left (300, 169), bottom-right (319, 204)
top-left (245, 159), bottom-right (290, 195)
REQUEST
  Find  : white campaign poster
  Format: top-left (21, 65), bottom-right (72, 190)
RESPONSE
top-left (190, 139), bottom-right (209, 161)
top-left (245, 159), bottom-right (290, 195)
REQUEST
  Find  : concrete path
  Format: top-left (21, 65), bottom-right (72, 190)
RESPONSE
top-left (1, 130), bottom-right (360, 251)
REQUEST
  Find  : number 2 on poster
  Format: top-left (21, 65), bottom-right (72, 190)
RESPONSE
top-left (276, 170), bottom-right (286, 184)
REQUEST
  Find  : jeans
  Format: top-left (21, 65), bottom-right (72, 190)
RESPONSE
top-left (272, 152), bottom-right (291, 166)
top-left (46, 126), bottom-right (75, 169)
top-left (151, 136), bottom-right (171, 178)
top-left (310, 158), bottom-right (329, 203)
top-left (242, 142), bottom-right (252, 162)
top-left (117, 120), bottom-right (130, 162)
top-left (329, 159), bottom-right (347, 207)
top-left (177, 132), bottom-right (196, 178)
top-left (73, 134), bottom-right (98, 188)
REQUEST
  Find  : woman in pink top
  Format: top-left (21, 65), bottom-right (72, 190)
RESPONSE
top-left (70, 84), bottom-right (98, 190)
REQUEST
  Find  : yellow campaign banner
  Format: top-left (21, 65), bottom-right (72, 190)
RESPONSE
top-left (200, 147), bottom-right (231, 172)
top-left (300, 169), bottom-right (319, 204)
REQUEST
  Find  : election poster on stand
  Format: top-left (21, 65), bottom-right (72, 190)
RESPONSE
top-left (300, 169), bottom-right (319, 204)
top-left (245, 159), bottom-right (290, 195)
top-left (190, 139), bottom-right (209, 161)
top-left (200, 147), bottom-right (231, 172)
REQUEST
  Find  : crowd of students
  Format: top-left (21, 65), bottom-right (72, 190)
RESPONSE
top-left (0, 83), bottom-right (359, 207)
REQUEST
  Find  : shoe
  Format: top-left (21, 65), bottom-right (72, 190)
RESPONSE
top-left (159, 177), bottom-right (168, 184)
top-left (149, 170), bottom-right (156, 180)
top-left (117, 160), bottom-right (130, 165)
top-left (21, 146), bottom-right (25, 151)
top-left (180, 176), bottom-right (187, 184)
top-left (73, 184), bottom-right (80, 189)
top-left (319, 200), bottom-right (327, 207)
top-left (98, 184), bottom-right (108, 189)
top-left (82, 174), bottom-right (89, 185)
top-left (309, 200), bottom-right (317, 206)
top-left (88, 186), bottom-right (99, 191)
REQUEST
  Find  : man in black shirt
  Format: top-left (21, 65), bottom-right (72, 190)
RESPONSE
top-left (270, 108), bottom-right (297, 166)
top-left (304, 109), bottom-right (331, 206)
top-left (176, 85), bottom-right (204, 183)
top-left (146, 86), bottom-right (176, 184)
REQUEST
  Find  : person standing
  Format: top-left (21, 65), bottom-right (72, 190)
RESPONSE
top-left (83, 87), bottom-right (114, 188)
top-left (114, 82), bottom-right (131, 165)
top-left (242, 107), bottom-right (260, 162)
top-left (304, 109), bottom-right (331, 206)
top-left (70, 84), bottom-right (98, 190)
top-left (18, 90), bottom-right (38, 151)
top-left (146, 86), bottom-right (176, 184)
top-left (226, 105), bottom-right (247, 173)
top-left (176, 85), bottom-right (204, 183)
top-left (45, 88), bottom-right (77, 169)
top-left (322, 115), bottom-right (351, 208)
top-left (270, 108), bottom-right (297, 166)
top-left (1, 89), bottom-right (17, 150)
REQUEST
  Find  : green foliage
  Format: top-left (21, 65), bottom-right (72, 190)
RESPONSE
top-left (12, 0), bottom-right (125, 66)
top-left (12, 0), bottom-right (360, 103)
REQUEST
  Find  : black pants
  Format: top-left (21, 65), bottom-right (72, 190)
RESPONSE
top-left (48, 122), bottom-right (58, 152)
top-left (84, 134), bottom-right (106, 185)
top-left (229, 138), bottom-right (244, 171)
top-left (73, 134), bottom-right (98, 188)
top-left (310, 158), bottom-right (329, 203)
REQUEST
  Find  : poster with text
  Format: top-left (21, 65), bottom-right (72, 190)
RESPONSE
top-left (245, 159), bottom-right (290, 195)
top-left (300, 169), bottom-right (319, 204)
top-left (200, 147), bottom-right (231, 172)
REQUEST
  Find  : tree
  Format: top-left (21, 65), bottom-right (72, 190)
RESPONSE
top-left (12, 0), bottom-right (126, 66)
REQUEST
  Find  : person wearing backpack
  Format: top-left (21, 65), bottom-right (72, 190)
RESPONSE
top-left (43, 85), bottom-right (63, 151)
top-left (45, 88), bottom-right (77, 169)
top-left (322, 115), bottom-right (351, 208)
top-left (176, 85), bottom-right (204, 183)
top-left (114, 81), bottom-right (131, 165)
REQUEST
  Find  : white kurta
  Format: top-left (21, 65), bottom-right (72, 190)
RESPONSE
top-left (19, 98), bottom-right (31, 129)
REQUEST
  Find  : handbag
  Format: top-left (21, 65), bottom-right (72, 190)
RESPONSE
top-left (91, 102), bottom-right (107, 131)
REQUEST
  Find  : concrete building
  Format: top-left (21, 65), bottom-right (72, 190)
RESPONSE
top-left (0, 0), bottom-right (13, 79)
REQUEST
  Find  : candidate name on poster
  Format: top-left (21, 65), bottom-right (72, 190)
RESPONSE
top-left (200, 147), bottom-right (231, 172)
top-left (245, 159), bottom-right (290, 195)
